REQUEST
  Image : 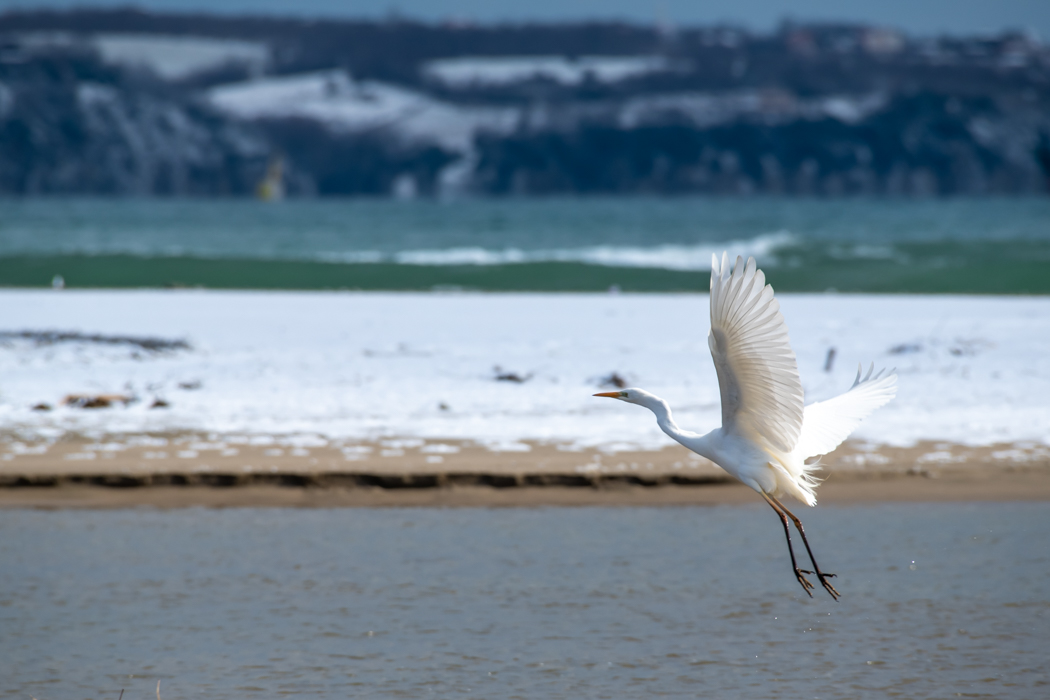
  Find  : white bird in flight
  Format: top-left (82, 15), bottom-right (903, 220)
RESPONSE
top-left (595, 253), bottom-right (897, 599)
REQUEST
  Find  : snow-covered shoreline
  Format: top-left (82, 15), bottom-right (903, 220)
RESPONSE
top-left (1, 289), bottom-right (1048, 450)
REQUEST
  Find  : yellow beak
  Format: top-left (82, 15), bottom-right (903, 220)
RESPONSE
top-left (593, 391), bottom-right (622, 398)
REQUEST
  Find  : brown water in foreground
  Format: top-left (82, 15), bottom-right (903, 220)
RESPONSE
top-left (2, 504), bottom-right (1048, 698)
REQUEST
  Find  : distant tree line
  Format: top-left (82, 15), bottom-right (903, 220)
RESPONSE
top-left (0, 9), bottom-right (1048, 196)
top-left (475, 94), bottom-right (1040, 196)
top-left (4, 8), bottom-right (1048, 97)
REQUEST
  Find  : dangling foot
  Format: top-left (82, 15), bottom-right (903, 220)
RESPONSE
top-left (794, 568), bottom-right (816, 596)
top-left (817, 572), bottom-right (840, 600)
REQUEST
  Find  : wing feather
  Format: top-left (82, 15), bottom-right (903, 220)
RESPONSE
top-left (708, 254), bottom-right (804, 453)
top-left (794, 364), bottom-right (898, 459)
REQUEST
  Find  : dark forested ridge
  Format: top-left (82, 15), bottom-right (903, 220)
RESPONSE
top-left (1, 8), bottom-right (1048, 196)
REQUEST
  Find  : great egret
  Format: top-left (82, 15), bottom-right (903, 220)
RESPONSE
top-left (595, 253), bottom-right (897, 599)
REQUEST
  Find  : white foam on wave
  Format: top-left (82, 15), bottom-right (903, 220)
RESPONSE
top-left (339, 231), bottom-right (796, 270)
top-left (4, 231), bottom-right (796, 271)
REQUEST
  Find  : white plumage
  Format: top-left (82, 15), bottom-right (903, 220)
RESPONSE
top-left (794, 363), bottom-right (897, 462)
top-left (595, 252), bottom-right (897, 599)
top-left (709, 252), bottom-right (803, 454)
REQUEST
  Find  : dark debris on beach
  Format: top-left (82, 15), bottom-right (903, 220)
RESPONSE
top-left (493, 366), bottom-right (533, 383)
top-left (0, 330), bottom-right (191, 352)
top-left (597, 372), bottom-right (629, 389)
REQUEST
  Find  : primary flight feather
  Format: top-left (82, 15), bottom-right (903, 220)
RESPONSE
top-left (595, 253), bottom-right (897, 599)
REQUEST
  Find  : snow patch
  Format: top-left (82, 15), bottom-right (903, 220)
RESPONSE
top-left (208, 69), bottom-right (516, 152)
top-left (94, 34), bottom-right (269, 80)
top-left (1, 290), bottom-right (1048, 451)
top-left (423, 55), bottom-right (672, 87)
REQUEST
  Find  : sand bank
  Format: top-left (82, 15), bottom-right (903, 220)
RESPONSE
top-left (2, 433), bottom-right (1047, 508)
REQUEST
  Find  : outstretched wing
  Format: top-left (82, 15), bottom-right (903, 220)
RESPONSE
top-left (708, 253), bottom-right (804, 453)
top-left (794, 364), bottom-right (898, 460)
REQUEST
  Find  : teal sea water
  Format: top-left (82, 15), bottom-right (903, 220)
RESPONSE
top-left (1, 197), bottom-right (1048, 292)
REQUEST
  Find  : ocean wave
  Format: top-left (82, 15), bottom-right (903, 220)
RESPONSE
top-left (4, 230), bottom-right (795, 271)
top-left (326, 231), bottom-right (797, 270)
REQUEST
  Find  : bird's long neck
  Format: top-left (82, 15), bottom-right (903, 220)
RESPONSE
top-left (641, 395), bottom-right (717, 462)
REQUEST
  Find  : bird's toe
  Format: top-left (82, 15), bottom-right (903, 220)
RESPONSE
top-left (818, 576), bottom-right (841, 600)
top-left (794, 569), bottom-right (816, 595)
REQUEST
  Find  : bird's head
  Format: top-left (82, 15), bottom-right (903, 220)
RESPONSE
top-left (593, 388), bottom-right (661, 407)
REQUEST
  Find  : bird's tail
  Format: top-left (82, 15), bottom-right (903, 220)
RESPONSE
top-left (766, 451), bottom-right (820, 506)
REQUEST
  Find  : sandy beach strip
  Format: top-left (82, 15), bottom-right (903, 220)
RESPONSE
top-left (1, 433), bottom-right (1047, 508)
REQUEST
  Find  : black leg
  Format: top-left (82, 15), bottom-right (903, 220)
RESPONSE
top-left (770, 495), bottom-right (841, 601)
top-left (762, 492), bottom-right (815, 597)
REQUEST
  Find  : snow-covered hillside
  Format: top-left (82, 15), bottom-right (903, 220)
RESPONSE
top-left (208, 69), bottom-right (516, 152)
